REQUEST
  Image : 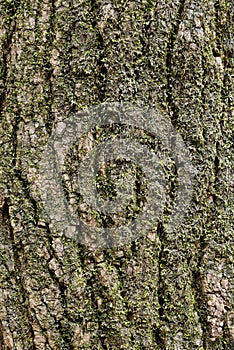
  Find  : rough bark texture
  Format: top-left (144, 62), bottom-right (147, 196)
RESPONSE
top-left (0, 0), bottom-right (233, 349)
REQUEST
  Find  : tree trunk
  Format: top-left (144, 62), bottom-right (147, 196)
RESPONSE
top-left (0, 0), bottom-right (233, 349)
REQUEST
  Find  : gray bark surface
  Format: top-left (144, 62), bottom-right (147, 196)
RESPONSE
top-left (0, 0), bottom-right (233, 349)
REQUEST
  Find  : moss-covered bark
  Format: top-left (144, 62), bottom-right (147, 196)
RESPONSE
top-left (0, 0), bottom-right (233, 349)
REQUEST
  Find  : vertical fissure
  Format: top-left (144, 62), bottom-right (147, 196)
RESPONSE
top-left (191, 237), bottom-right (210, 349)
top-left (1, 198), bottom-right (37, 350)
top-left (0, 35), bottom-right (15, 119)
top-left (153, 221), bottom-right (166, 349)
top-left (0, 0), bottom-right (19, 119)
top-left (89, 0), bottom-right (108, 103)
top-left (44, 223), bottom-right (74, 350)
top-left (165, 0), bottom-right (186, 127)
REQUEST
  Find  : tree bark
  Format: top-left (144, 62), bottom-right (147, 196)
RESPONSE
top-left (0, 0), bottom-right (233, 349)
